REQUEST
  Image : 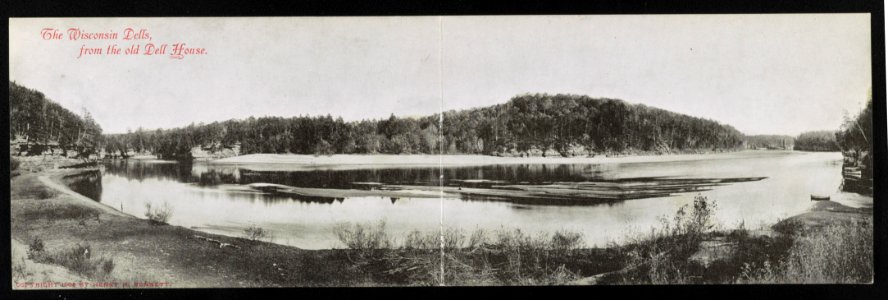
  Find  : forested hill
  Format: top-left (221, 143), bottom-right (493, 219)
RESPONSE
top-left (9, 81), bottom-right (103, 157)
top-left (794, 131), bottom-right (839, 151)
top-left (102, 93), bottom-right (745, 159)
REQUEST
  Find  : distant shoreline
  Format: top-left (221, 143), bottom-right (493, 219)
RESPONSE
top-left (207, 150), bottom-right (811, 169)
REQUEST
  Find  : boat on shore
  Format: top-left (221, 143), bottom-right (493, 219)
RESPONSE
top-left (810, 194), bottom-right (830, 201)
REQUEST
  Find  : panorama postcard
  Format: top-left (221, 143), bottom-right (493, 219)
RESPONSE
top-left (8, 15), bottom-right (874, 288)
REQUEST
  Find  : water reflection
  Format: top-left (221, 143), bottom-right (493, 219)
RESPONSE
top-left (102, 160), bottom-right (640, 188)
top-left (64, 170), bottom-right (102, 201)
top-left (64, 151), bottom-right (862, 249)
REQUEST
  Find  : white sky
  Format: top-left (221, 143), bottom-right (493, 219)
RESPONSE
top-left (9, 15), bottom-right (871, 135)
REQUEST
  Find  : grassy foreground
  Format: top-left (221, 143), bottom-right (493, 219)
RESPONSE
top-left (327, 196), bottom-right (872, 285)
top-left (10, 157), bottom-right (873, 287)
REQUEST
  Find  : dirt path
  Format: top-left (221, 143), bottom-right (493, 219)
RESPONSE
top-left (39, 171), bottom-right (128, 217)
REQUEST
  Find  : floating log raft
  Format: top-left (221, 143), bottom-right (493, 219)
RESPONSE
top-left (238, 176), bottom-right (767, 206)
top-left (395, 177), bottom-right (767, 205)
top-left (244, 182), bottom-right (441, 202)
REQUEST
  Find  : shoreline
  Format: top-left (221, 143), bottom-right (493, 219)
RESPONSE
top-left (206, 150), bottom-right (818, 171)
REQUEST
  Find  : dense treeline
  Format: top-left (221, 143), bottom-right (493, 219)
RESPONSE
top-left (103, 114), bottom-right (443, 159)
top-left (103, 93), bottom-right (745, 159)
top-left (835, 94), bottom-right (873, 178)
top-left (443, 94), bottom-right (744, 155)
top-left (836, 97), bottom-right (873, 155)
top-left (9, 81), bottom-right (103, 158)
top-left (742, 135), bottom-right (794, 150)
top-left (794, 131), bottom-right (839, 151)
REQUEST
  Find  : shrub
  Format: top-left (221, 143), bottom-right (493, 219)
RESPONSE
top-left (402, 230), bottom-right (437, 250)
top-left (101, 257), bottom-right (115, 275)
top-left (39, 243), bottom-right (115, 278)
top-left (243, 224), bottom-right (271, 243)
top-left (55, 243), bottom-right (94, 274)
top-left (443, 228), bottom-right (466, 250)
top-left (773, 218), bottom-right (805, 236)
top-left (551, 230), bottom-right (584, 253)
top-left (466, 228), bottom-right (487, 250)
top-left (24, 240), bottom-right (115, 278)
top-left (144, 201), bottom-right (173, 225)
top-left (615, 194), bottom-right (717, 284)
top-left (333, 220), bottom-right (392, 251)
top-left (671, 195), bottom-right (717, 240)
top-left (27, 237), bottom-right (45, 260)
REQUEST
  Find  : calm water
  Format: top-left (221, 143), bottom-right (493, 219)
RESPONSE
top-left (66, 151), bottom-right (870, 249)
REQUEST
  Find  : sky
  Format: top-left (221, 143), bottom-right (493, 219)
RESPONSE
top-left (9, 15), bottom-right (872, 135)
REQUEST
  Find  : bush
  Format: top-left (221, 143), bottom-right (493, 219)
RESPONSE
top-left (615, 194), bottom-right (717, 284)
top-left (55, 243), bottom-right (94, 274)
top-left (243, 224), bottom-right (271, 243)
top-left (443, 228), bottom-right (466, 250)
top-left (333, 220), bottom-right (392, 251)
top-left (467, 228), bottom-right (487, 249)
top-left (27, 237), bottom-right (45, 260)
top-left (773, 218), bottom-right (805, 235)
top-left (101, 257), bottom-right (115, 275)
top-left (402, 230), bottom-right (437, 250)
top-left (144, 201), bottom-right (173, 225)
top-left (551, 230), bottom-right (584, 253)
top-left (32, 243), bottom-right (115, 278)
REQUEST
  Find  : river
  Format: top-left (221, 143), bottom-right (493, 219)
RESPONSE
top-left (65, 151), bottom-right (871, 249)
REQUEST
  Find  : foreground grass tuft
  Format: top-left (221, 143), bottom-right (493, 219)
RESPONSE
top-left (27, 239), bottom-right (116, 279)
top-left (739, 217), bottom-right (873, 283)
top-left (144, 201), bottom-right (173, 225)
top-left (331, 195), bottom-right (872, 285)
